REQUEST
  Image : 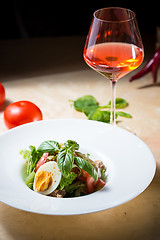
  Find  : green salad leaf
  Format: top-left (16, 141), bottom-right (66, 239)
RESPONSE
top-left (75, 157), bottom-right (98, 182)
top-left (65, 181), bottom-right (86, 194)
top-left (57, 148), bottom-right (74, 177)
top-left (19, 149), bottom-right (31, 160)
top-left (38, 140), bottom-right (60, 153)
top-left (25, 171), bottom-right (35, 189)
top-left (59, 172), bottom-right (77, 190)
top-left (64, 140), bottom-right (79, 150)
top-left (26, 146), bottom-right (42, 176)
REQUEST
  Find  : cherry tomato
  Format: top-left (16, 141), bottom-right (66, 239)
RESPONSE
top-left (4, 100), bottom-right (43, 129)
top-left (0, 83), bottom-right (5, 106)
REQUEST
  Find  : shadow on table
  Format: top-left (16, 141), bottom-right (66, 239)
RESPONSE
top-left (1, 165), bottom-right (160, 240)
top-left (138, 82), bottom-right (160, 89)
top-left (0, 99), bottom-right (12, 112)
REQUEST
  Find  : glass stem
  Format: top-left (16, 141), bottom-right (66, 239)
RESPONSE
top-left (110, 80), bottom-right (117, 125)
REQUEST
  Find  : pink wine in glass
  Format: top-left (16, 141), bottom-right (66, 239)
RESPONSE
top-left (84, 42), bottom-right (144, 81)
top-left (83, 7), bottom-right (144, 125)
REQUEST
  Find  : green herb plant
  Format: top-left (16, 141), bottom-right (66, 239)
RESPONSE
top-left (70, 95), bottom-right (132, 123)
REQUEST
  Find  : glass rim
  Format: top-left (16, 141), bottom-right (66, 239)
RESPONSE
top-left (93, 7), bottom-right (136, 23)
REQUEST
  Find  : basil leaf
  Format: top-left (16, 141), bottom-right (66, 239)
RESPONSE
top-left (82, 105), bottom-right (99, 116)
top-left (75, 157), bottom-right (98, 182)
top-left (64, 140), bottom-right (79, 150)
top-left (69, 95), bottom-right (132, 124)
top-left (57, 148), bottom-right (74, 177)
top-left (38, 140), bottom-right (60, 153)
top-left (73, 95), bottom-right (98, 112)
top-left (116, 111), bottom-right (132, 118)
top-left (88, 110), bottom-right (110, 123)
top-left (108, 98), bottom-right (128, 109)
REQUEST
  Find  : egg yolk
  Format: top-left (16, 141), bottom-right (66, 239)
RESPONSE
top-left (34, 170), bottom-right (53, 192)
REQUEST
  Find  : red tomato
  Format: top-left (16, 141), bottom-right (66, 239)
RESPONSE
top-left (86, 175), bottom-right (95, 193)
top-left (81, 170), bottom-right (96, 193)
top-left (87, 176), bottom-right (106, 193)
top-left (94, 178), bottom-right (106, 189)
top-left (4, 100), bottom-right (43, 129)
top-left (34, 152), bottom-right (49, 172)
top-left (0, 83), bottom-right (5, 106)
top-left (82, 170), bottom-right (106, 193)
top-left (81, 169), bottom-right (88, 178)
top-left (79, 169), bottom-right (90, 182)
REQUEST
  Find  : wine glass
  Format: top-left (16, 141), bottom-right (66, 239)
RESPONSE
top-left (83, 7), bottom-right (144, 125)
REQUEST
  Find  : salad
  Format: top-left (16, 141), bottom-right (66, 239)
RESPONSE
top-left (20, 140), bottom-right (106, 198)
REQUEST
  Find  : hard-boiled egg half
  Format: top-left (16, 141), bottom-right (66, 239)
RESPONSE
top-left (33, 161), bottom-right (61, 195)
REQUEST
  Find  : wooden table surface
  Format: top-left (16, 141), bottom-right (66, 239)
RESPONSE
top-left (0, 36), bottom-right (160, 240)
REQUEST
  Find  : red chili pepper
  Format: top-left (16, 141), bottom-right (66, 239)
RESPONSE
top-left (130, 47), bottom-right (160, 83)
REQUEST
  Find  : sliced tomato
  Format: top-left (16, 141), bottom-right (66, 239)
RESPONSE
top-left (81, 170), bottom-right (95, 193)
top-left (86, 175), bottom-right (95, 193)
top-left (34, 152), bottom-right (49, 172)
top-left (80, 169), bottom-right (106, 193)
top-left (79, 169), bottom-right (89, 182)
top-left (81, 169), bottom-right (89, 178)
top-left (94, 178), bottom-right (106, 189)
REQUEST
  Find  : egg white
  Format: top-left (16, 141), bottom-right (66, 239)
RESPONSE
top-left (33, 161), bottom-right (62, 195)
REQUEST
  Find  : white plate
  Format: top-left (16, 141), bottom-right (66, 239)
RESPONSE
top-left (0, 119), bottom-right (156, 215)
